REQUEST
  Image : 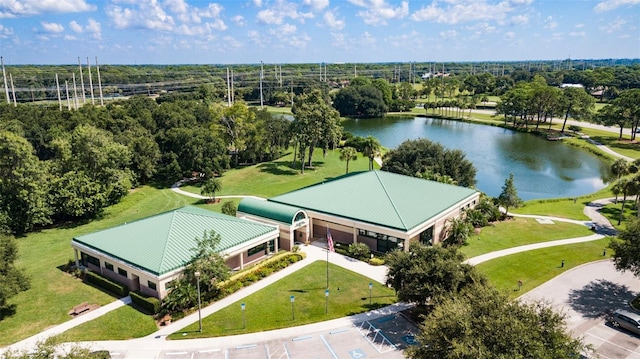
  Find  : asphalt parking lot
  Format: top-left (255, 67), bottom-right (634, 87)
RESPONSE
top-left (108, 313), bottom-right (418, 359)
top-left (521, 261), bottom-right (640, 359)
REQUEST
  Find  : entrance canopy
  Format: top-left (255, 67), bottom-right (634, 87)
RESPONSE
top-left (238, 198), bottom-right (307, 226)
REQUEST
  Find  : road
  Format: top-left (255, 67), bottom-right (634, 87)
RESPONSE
top-left (521, 261), bottom-right (640, 359)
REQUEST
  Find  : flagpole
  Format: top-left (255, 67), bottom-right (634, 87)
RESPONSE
top-left (326, 227), bottom-right (329, 289)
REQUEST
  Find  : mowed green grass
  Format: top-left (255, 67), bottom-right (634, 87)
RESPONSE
top-left (460, 217), bottom-right (594, 259)
top-left (0, 186), bottom-right (199, 346)
top-left (169, 261), bottom-right (396, 339)
top-left (55, 305), bottom-right (158, 342)
top-left (477, 238), bottom-right (611, 299)
top-left (181, 148), bottom-right (374, 198)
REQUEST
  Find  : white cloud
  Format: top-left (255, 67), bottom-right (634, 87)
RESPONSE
top-left (411, 0), bottom-right (529, 25)
top-left (223, 35), bottom-right (243, 49)
top-left (575, 23), bottom-right (585, 28)
top-left (594, 0), bottom-right (640, 13)
top-left (41, 21), bottom-right (64, 33)
top-left (303, 0), bottom-right (329, 11)
top-left (68, 18), bottom-right (101, 39)
top-left (599, 17), bottom-right (626, 34)
top-left (69, 20), bottom-right (83, 33)
top-left (253, 0), bottom-right (263, 7)
top-left (569, 31), bottom-right (586, 37)
top-left (256, 1), bottom-right (314, 25)
top-left (504, 31), bottom-right (515, 39)
top-left (439, 29), bottom-right (458, 40)
top-left (323, 10), bottom-right (345, 30)
top-left (349, 0), bottom-right (408, 26)
top-left (105, 1), bottom-right (227, 36)
top-left (0, 0), bottom-right (95, 18)
top-left (543, 16), bottom-right (557, 30)
top-left (510, 14), bottom-right (528, 25)
top-left (231, 15), bottom-right (246, 26)
top-left (0, 24), bottom-right (13, 38)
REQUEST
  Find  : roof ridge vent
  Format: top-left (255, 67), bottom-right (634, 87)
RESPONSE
top-left (374, 171), bottom-right (407, 229)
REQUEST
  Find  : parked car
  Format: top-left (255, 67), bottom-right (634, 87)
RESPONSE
top-left (610, 309), bottom-right (640, 335)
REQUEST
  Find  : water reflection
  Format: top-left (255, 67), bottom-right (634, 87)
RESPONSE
top-left (342, 117), bottom-right (612, 200)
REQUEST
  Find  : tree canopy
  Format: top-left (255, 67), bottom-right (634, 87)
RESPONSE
top-left (406, 282), bottom-right (587, 359)
top-left (381, 138), bottom-right (476, 188)
top-left (610, 217), bottom-right (640, 277)
top-left (385, 243), bottom-right (485, 306)
top-left (0, 235), bottom-right (30, 316)
top-left (498, 172), bottom-right (522, 214)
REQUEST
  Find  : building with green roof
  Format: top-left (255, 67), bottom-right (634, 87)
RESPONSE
top-left (71, 206), bottom-right (279, 299)
top-left (238, 170), bottom-right (479, 253)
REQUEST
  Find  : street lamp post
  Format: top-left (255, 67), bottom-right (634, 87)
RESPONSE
top-left (369, 282), bottom-right (373, 305)
top-left (241, 303), bottom-right (246, 329)
top-left (290, 295), bottom-right (295, 320)
top-left (325, 289), bottom-right (329, 314)
top-left (195, 271), bottom-right (202, 332)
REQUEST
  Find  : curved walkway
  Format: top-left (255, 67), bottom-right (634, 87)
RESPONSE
top-left (3, 194), bottom-right (621, 354)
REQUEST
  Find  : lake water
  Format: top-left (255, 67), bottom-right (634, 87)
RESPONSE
top-left (342, 117), bottom-right (612, 201)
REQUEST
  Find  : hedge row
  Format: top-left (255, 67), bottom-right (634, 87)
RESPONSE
top-left (217, 252), bottom-right (305, 298)
top-left (84, 271), bottom-right (129, 297)
top-left (130, 291), bottom-right (161, 314)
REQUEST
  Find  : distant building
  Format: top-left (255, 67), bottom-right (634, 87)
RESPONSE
top-left (560, 83), bottom-right (584, 88)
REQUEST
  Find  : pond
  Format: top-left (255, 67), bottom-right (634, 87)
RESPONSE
top-left (342, 117), bottom-right (612, 201)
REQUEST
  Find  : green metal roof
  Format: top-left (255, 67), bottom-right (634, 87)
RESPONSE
top-left (237, 197), bottom-right (305, 225)
top-left (72, 206), bottom-right (278, 276)
top-left (269, 170), bottom-right (478, 232)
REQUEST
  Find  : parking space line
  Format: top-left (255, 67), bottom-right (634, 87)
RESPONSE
top-left (292, 335), bottom-right (312, 341)
top-left (236, 344), bottom-right (258, 350)
top-left (330, 328), bottom-right (348, 335)
top-left (166, 352), bottom-right (188, 356)
top-left (586, 332), bottom-right (640, 357)
top-left (283, 342), bottom-right (291, 359)
top-left (320, 335), bottom-right (339, 359)
top-left (198, 349), bottom-right (221, 353)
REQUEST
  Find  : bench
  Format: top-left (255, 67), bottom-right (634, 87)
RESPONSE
top-left (68, 302), bottom-right (91, 316)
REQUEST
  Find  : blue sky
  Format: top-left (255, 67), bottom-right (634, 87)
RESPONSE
top-left (0, 0), bottom-right (638, 65)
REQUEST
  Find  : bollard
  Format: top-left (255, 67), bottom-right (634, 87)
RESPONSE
top-left (603, 249), bottom-right (607, 256)
top-left (518, 280), bottom-right (522, 291)
top-left (561, 259), bottom-right (565, 268)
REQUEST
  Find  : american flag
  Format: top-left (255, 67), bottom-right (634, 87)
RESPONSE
top-left (327, 227), bottom-right (335, 252)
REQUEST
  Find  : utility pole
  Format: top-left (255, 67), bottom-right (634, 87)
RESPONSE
top-left (260, 61), bottom-right (264, 109)
top-left (72, 73), bottom-right (79, 110)
top-left (55, 74), bottom-right (62, 110)
top-left (87, 57), bottom-right (95, 105)
top-left (96, 57), bottom-right (104, 106)
top-left (78, 57), bottom-right (86, 104)
top-left (9, 73), bottom-right (16, 106)
top-left (231, 67), bottom-right (235, 103)
top-left (65, 80), bottom-right (71, 110)
top-left (1, 56), bottom-right (9, 104)
top-left (226, 67), bottom-right (231, 106)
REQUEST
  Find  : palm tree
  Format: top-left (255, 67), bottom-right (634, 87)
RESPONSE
top-left (446, 216), bottom-right (473, 245)
top-left (201, 177), bottom-right (222, 201)
top-left (339, 146), bottom-right (358, 174)
top-left (362, 136), bottom-right (382, 171)
top-left (614, 177), bottom-right (631, 225)
top-left (612, 159), bottom-right (630, 202)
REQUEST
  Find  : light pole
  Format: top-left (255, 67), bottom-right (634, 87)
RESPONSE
top-left (195, 271), bottom-right (202, 332)
top-left (241, 303), bottom-right (246, 329)
top-left (290, 295), bottom-right (295, 320)
top-left (325, 289), bottom-right (329, 314)
top-left (369, 282), bottom-right (373, 305)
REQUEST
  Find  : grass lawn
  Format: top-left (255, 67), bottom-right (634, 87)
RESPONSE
top-left (511, 185), bottom-right (614, 219)
top-left (477, 238), bottom-right (612, 299)
top-left (180, 148), bottom-right (374, 198)
top-left (459, 217), bottom-right (594, 259)
top-left (0, 186), bottom-right (199, 346)
top-left (55, 305), bottom-right (158, 342)
top-left (169, 261), bottom-right (396, 339)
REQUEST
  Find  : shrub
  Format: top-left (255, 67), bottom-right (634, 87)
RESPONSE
top-left (568, 125), bottom-right (582, 133)
top-left (348, 242), bottom-right (371, 259)
top-left (84, 271), bottom-right (129, 297)
top-left (130, 291), bottom-right (161, 314)
top-left (292, 245), bottom-right (300, 253)
top-left (369, 257), bottom-right (385, 266)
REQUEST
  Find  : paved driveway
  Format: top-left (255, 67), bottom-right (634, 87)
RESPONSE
top-left (521, 260), bottom-right (640, 358)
